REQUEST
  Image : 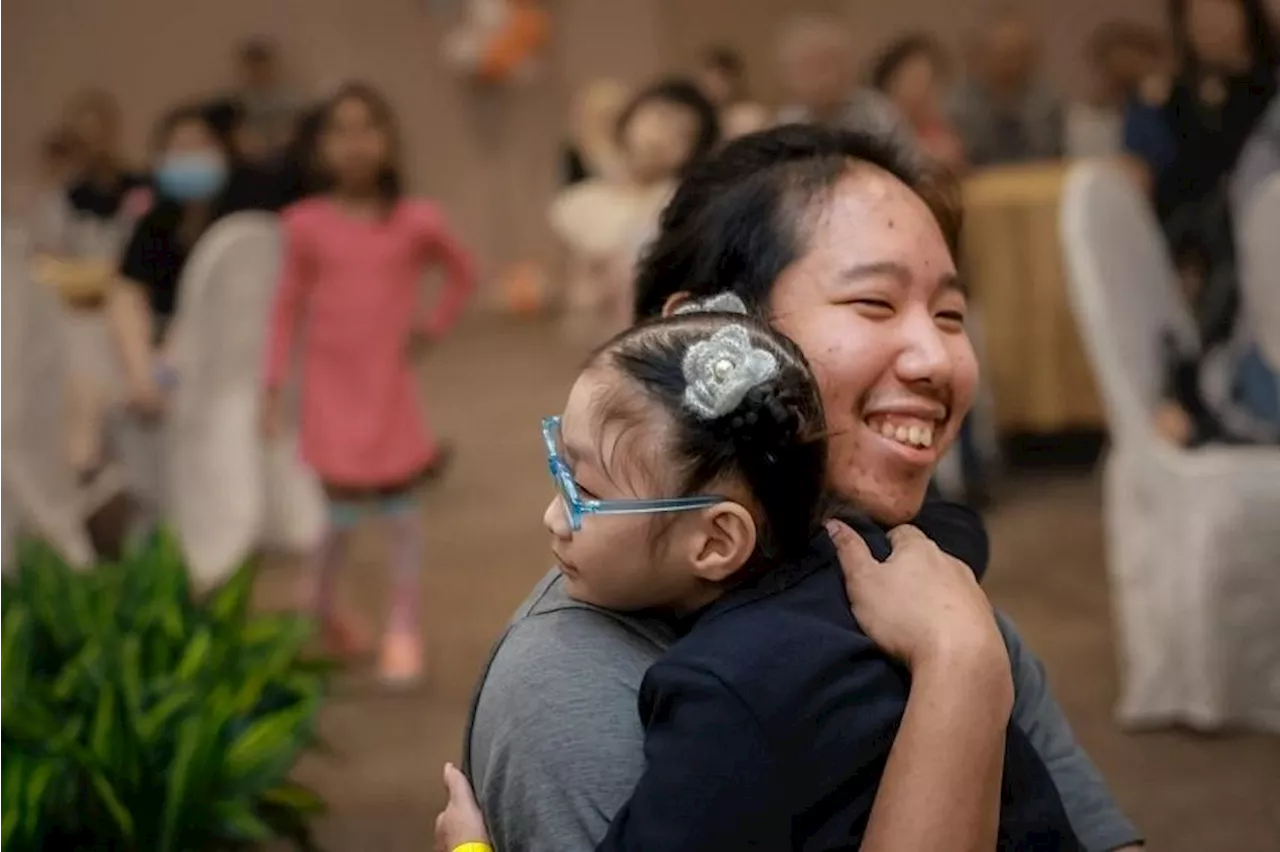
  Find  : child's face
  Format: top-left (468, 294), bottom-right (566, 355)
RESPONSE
top-left (321, 96), bottom-right (391, 193)
top-left (543, 367), bottom-right (751, 613)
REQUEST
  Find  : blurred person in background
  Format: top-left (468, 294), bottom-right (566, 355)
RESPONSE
top-left (776, 15), bottom-right (915, 154)
top-left (1067, 22), bottom-right (1166, 159)
top-left (110, 100), bottom-right (278, 419)
top-left (950, 10), bottom-right (1064, 166)
top-left (38, 126), bottom-right (83, 191)
top-left (550, 79), bottom-right (719, 340)
top-left (695, 45), bottom-right (771, 141)
top-left (561, 78), bottom-right (632, 187)
top-left (262, 82), bottom-right (477, 685)
top-left (231, 38), bottom-right (302, 165)
top-left (34, 90), bottom-right (150, 264)
top-left (1139, 1), bottom-right (1280, 446)
top-left (870, 33), bottom-right (967, 174)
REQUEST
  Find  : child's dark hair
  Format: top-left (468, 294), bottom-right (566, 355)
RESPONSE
top-left (593, 312), bottom-right (827, 564)
top-left (316, 81), bottom-right (403, 204)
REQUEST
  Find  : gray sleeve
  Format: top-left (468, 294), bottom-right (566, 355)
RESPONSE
top-left (998, 611), bottom-right (1144, 852)
top-left (465, 609), bottom-right (656, 852)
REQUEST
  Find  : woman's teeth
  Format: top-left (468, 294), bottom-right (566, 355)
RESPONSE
top-left (869, 417), bottom-right (935, 449)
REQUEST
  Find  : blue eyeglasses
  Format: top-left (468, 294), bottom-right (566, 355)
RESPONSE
top-left (541, 415), bottom-right (724, 531)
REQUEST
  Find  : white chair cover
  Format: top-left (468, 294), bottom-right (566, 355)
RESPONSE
top-left (1, 225), bottom-right (93, 570)
top-left (1061, 161), bottom-right (1280, 732)
top-left (165, 213), bottom-right (324, 588)
top-left (1238, 174), bottom-right (1280, 369)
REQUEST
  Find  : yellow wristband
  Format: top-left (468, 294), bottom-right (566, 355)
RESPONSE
top-left (452, 844), bottom-right (493, 852)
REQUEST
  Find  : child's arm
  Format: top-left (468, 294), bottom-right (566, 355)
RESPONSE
top-left (419, 210), bottom-right (477, 339)
top-left (594, 659), bottom-right (790, 851)
top-left (263, 216), bottom-right (311, 392)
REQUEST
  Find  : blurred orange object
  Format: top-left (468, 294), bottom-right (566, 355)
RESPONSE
top-left (477, 0), bottom-right (549, 84)
top-left (500, 261), bottom-right (547, 316)
top-left (444, 0), bottom-right (550, 85)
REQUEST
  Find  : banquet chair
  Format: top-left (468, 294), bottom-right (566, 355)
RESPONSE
top-left (1, 225), bottom-right (94, 570)
top-left (1238, 174), bottom-right (1280, 372)
top-left (165, 213), bottom-right (325, 589)
top-left (1060, 161), bottom-right (1280, 732)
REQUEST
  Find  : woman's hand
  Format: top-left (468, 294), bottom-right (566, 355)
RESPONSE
top-left (825, 520), bottom-right (1011, 688)
top-left (434, 763), bottom-right (490, 852)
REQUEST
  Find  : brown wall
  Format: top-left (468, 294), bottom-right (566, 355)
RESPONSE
top-left (6, 0), bottom-right (1278, 287)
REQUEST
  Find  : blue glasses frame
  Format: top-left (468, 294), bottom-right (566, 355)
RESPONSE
top-left (541, 416), bottom-right (723, 531)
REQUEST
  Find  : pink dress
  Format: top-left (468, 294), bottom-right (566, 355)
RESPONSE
top-left (264, 197), bottom-right (476, 488)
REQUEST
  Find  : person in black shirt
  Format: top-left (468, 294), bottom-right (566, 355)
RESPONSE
top-left (63, 89), bottom-right (148, 212)
top-left (112, 101), bottom-right (278, 415)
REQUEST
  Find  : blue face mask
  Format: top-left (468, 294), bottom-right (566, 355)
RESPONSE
top-left (154, 153), bottom-right (227, 202)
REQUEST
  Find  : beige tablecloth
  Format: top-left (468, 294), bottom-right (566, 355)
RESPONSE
top-left (962, 162), bottom-right (1104, 433)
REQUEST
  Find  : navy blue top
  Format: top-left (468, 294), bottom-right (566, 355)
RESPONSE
top-left (597, 503), bottom-right (1083, 851)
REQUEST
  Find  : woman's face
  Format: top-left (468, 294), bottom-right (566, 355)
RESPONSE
top-left (68, 106), bottom-right (117, 162)
top-left (155, 118), bottom-right (229, 202)
top-left (1186, 0), bottom-right (1248, 66)
top-left (887, 53), bottom-right (941, 119)
top-left (767, 168), bottom-right (977, 524)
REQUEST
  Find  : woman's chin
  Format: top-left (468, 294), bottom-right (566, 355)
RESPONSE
top-left (834, 467), bottom-right (931, 525)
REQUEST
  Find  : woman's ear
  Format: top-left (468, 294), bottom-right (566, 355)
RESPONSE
top-left (688, 502), bottom-right (757, 583)
top-left (661, 291), bottom-right (693, 317)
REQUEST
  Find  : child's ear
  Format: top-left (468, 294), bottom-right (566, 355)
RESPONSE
top-left (660, 291), bottom-right (693, 317)
top-left (689, 502), bottom-right (757, 583)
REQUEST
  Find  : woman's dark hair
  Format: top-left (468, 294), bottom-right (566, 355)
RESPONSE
top-left (42, 126), bottom-right (79, 160)
top-left (1087, 20), bottom-right (1163, 65)
top-left (1167, 0), bottom-right (1280, 75)
top-left (632, 123), bottom-right (960, 320)
top-left (315, 81), bottom-right (404, 204)
top-left (151, 102), bottom-right (236, 159)
top-left (596, 312), bottom-right (828, 563)
top-left (614, 78), bottom-right (722, 176)
top-left (870, 33), bottom-right (949, 92)
top-left (703, 46), bottom-right (746, 79)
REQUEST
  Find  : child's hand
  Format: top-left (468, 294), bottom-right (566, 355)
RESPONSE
top-left (434, 763), bottom-right (490, 852)
top-left (408, 329), bottom-right (435, 361)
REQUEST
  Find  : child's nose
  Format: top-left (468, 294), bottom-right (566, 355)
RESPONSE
top-left (543, 497), bottom-right (572, 539)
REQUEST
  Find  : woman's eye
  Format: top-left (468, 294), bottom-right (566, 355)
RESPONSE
top-left (852, 299), bottom-right (895, 315)
top-left (936, 310), bottom-right (967, 325)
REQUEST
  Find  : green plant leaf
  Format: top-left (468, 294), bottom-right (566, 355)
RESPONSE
top-left (90, 683), bottom-right (118, 770)
top-left (214, 801), bottom-right (274, 842)
top-left (159, 716), bottom-right (201, 852)
top-left (208, 564), bottom-right (256, 627)
top-left (224, 701), bottom-right (314, 790)
top-left (261, 781), bottom-right (326, 815)
top-left (175, 626), bottom-right (212, 682)
top-left (87, 768), bottom-right (134, 843)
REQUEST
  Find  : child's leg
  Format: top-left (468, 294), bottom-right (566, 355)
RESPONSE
top-left (377, 491), bottom-right (425, 683)
top-left (305, 498), bottom-right (370, 657)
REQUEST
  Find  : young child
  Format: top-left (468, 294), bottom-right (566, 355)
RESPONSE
top-left (437, 297), bottom-right (1084, 850)
top-left (262, 82), bottom-right (476, 685)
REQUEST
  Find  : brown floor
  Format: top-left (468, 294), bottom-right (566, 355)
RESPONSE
top-left (260, 318), bottom-right (1280, 851)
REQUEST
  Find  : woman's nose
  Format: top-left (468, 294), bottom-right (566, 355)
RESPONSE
top-left (894, 311), bottom-right (954, 388)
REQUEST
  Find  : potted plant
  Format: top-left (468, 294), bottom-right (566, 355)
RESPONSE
top-left (2, 533), bottom-right (331, 851)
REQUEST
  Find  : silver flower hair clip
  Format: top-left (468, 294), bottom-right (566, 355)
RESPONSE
top-left (673, 292), bottom-right (749, 316)
top-left (682, 325), bottom-right (779, 419)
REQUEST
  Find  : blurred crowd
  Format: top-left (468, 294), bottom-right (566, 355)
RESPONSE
top-left (8, 0), bottom-right (1280, 662)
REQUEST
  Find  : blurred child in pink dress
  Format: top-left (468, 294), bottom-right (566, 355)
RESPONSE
top-left (263, 82), bottom-right (476, 684)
